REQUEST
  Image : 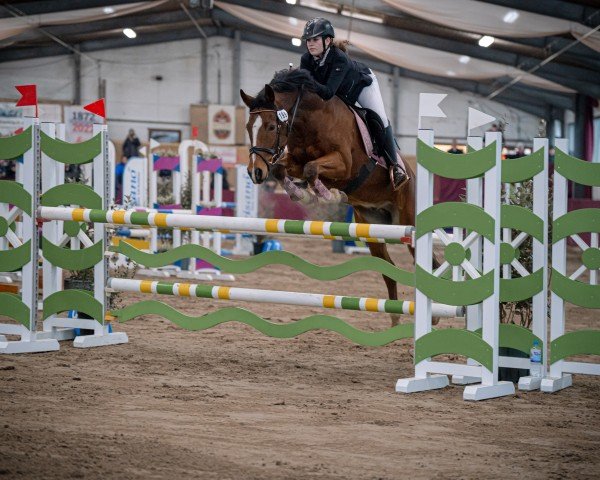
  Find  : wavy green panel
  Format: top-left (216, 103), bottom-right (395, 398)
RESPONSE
top-left (414, 329), bottom-right (493, 370)
top-left (0, 180), bottom-right (31, 214)
top-left (552, 209), bottom-right (600, 243)
top-left (417, 139), bottom-right (496, 179)
top-left (550, 330), bottom-right (600, 364)
top-left (40, 131), bottom-right (101, 165)
top-left (551, 269), bottom-right (600, 308)
top-left (416, 202), bottom-right (494, 241)
top-left (112, 302), bottom-right (414, 346)
top-left (0, 292), bottom-right (30, 327)
top-left (500, 268), bottom-right (543, 302)
top-left (416, 265), bottom-right (494, 306)
top-left (43, 289), bottom-right (102, 323)
top-left (0, 127), bottom-right (32, 160)
top-left (41, 183), bottom-right (101, 208)
top-left (41, 237), bottom-right (103, 270)
top-left (555, 148), bottom-right (600, 187)
top-left (117, 242), bottom-right (415, 286)
top-left (501, 204), bottom-right (544, 242)
top-left (0, 241), bottom-right (31, 272)
top-left (474, 324), bottom-right (542, 355)
top-left (501, 147), bottom-right (544, 183)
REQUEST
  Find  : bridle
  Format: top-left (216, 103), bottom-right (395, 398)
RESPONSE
top-left (248, 88), bottom-right (303, 172)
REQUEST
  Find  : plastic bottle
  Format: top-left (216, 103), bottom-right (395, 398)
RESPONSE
top-left (530, 339), bottom-right (542, 378)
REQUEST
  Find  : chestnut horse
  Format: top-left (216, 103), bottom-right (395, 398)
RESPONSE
top-left (240, 69), bottom-right (418, 326)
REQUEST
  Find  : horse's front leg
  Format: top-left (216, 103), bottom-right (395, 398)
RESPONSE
top-left (271, 155), bottom-right (317, 204)
top-left (304, 152), bottom-right (349, 203)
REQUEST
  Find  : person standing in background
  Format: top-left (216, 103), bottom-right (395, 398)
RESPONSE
top-left (447, 139), bottom-right (464, 155)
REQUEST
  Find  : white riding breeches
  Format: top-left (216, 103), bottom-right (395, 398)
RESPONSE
top-left (357, 70), bottom-right (389, 128)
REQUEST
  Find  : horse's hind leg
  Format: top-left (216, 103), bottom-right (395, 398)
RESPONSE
top-left (354, 208), bottom-right (400, 327)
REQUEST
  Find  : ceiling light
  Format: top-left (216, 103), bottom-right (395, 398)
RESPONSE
top-left (288, 17), bottom-right (298, 26)
top-left (103, 7), bottom-right (115, 14)
top-left (503, 10), bottom-right (519, 23)
top-left (446, 70), bottom-right (456, 77)
top-left (286, 0), bottom-right (297, 4)
top-left (298, 0), bottom-right (337, 14)
top-left (459, 55), bottom-right (470, 64)
top-left (291, 37), bottom-right (302, 47)
top-left (478, 35), bottom-right (495, 47)
top-left (123, 28), bottom-right (137, 39)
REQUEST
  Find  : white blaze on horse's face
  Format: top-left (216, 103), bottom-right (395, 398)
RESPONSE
top-left (246, 112), bottom-right (277, 184)
top-left (248, 113), bottom-right (263, 182)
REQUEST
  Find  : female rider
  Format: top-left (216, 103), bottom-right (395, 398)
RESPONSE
top-left (300, 17), bottom-right (407, 189)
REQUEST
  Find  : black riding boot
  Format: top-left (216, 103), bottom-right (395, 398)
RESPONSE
top-left (382, 125), bottom-right (408, 190)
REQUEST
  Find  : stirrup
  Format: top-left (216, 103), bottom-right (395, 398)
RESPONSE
top-left (390, 167), bottom-right (409, 191)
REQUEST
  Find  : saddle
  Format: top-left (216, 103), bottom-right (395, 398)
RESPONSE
top-left (347, 105), bottom-right (387, 169)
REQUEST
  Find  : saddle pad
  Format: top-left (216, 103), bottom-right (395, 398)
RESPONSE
top-left (351, 110), bottom-right (387, 170)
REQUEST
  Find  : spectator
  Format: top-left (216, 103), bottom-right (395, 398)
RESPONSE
top-left (122, 129), bottom-right (140, 159)
top-left (447, 139), bottom-right (464, 155)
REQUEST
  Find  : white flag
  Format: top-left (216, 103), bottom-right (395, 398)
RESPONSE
top-left (468, 107), bottom-right (496, 134)
top-left (418, 93), bottom-right (447, 128)
top-left (139, 146), bottom-right (147, 157)
top-left (149, 138), bottom-right (161, 151)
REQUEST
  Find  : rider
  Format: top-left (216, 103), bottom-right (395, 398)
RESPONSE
top-left (300, 17), bottom-right (408, 189)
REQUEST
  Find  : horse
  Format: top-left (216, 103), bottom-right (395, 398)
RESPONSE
top-left (240, 68), bottom-right (423, 327)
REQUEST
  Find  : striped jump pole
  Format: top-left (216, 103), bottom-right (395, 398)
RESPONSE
top-left (39, 207), bottom-right (415, 244)
top-left (107, 278), bottom-right (464, 318)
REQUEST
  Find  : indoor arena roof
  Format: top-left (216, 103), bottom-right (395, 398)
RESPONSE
top-left (1, 0), bottom-right (599, 115)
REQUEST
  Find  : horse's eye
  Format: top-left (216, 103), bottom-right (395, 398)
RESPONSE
top-left (267, 124), bottom-right (276, 132)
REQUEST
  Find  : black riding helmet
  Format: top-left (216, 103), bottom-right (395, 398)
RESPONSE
top-left (302, 18), bottom-right (335, 52)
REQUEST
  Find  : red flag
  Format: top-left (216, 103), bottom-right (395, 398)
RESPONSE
top-left (83, 99), bottom-right (106, 119)
top-left (192, 126), bottom-right (199, 139)
top-left (15, 84), bottom-right (38, 117)
top-left (14, 127), bottom-right (23, 135)
top-left (15, 84), bottom-right (37, 107)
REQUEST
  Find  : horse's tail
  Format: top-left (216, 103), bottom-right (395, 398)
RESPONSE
top-left (333, 39), bottom-right (350, 52)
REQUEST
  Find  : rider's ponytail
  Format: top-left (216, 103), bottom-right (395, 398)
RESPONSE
top-left (333, 39), bottom-right (350, 52)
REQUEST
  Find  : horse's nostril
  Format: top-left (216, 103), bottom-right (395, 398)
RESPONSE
top-left (255, 169), bottom-right (263, 182)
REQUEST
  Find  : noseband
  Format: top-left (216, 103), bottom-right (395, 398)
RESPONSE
top-left (248, 89), bottom-right (303, 171)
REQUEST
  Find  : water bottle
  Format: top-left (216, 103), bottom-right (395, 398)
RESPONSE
top-left (529, 340), bottom-right (542, 378)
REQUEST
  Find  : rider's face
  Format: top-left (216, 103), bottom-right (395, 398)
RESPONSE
top-left (306, 37), bottom-right (324, 56)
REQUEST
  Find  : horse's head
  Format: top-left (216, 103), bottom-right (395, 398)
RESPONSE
top-left (241, 69), bottom-right (322, 184)
top-left (240, 84), bottom-right (287, 184)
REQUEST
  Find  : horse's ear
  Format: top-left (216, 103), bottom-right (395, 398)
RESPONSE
top-left (240, 89), bottom-right (254, 108)
top-left (264, 84), bottom-right (275, 104)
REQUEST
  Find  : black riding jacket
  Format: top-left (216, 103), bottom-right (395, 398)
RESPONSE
top-left (300, 46), bottom-right (372, 105)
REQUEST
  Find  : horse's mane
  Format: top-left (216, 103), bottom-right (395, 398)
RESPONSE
top-left (250, 68), bottom-right (319, 109)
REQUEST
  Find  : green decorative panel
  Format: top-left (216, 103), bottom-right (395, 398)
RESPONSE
top-left (550, 330), bottom-right (600, 364)
top-left (551, 269), bottom-right (600, 308)
top-left (0, 241), bottom-right (31, 272)
top-left (475, 323), bottom-right (543, 355)
top-left (501, 204), bottom-right (544, 242)
top-left (43, 289), bottom-right (103, 323)
top-left (0, 127), bottom-right (32, 160)
top-left (499, 268), bottom-right (543, 302)
top-left (555, 148), bottom-right (600, 187)
top-left (41, 237), bottom-right (103, 270)
top-left (116, 242), bottom-right (416, 286)
top-left (41, 183), bottom-right (102, 208)
top-left (112, 302), bottom-right (414, 347)
top-left (416, 202), bottom-right (494, 241)
top-left (444, 242), bottom-right (467, 266)
top-left (0, 293), bottom-right (30, 327)
top-left (582, 248), bottom-right (600, 270)
top-left (40, 131), bottom-right (101, 165)
top-left (501, 147), bottom-right (544, 183)
top-left (552, 209), bottom-right (600, 243)
top-left (0, 180), bottom-right (31, 215)
top-left (414, 329), bottom-right (493, 370)
top-left (417, 139), bottom-right (496, 179)
top-left (500, 242), bottom-right (519, 265)
top-left (416, 265), bottom-right (494, 306)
